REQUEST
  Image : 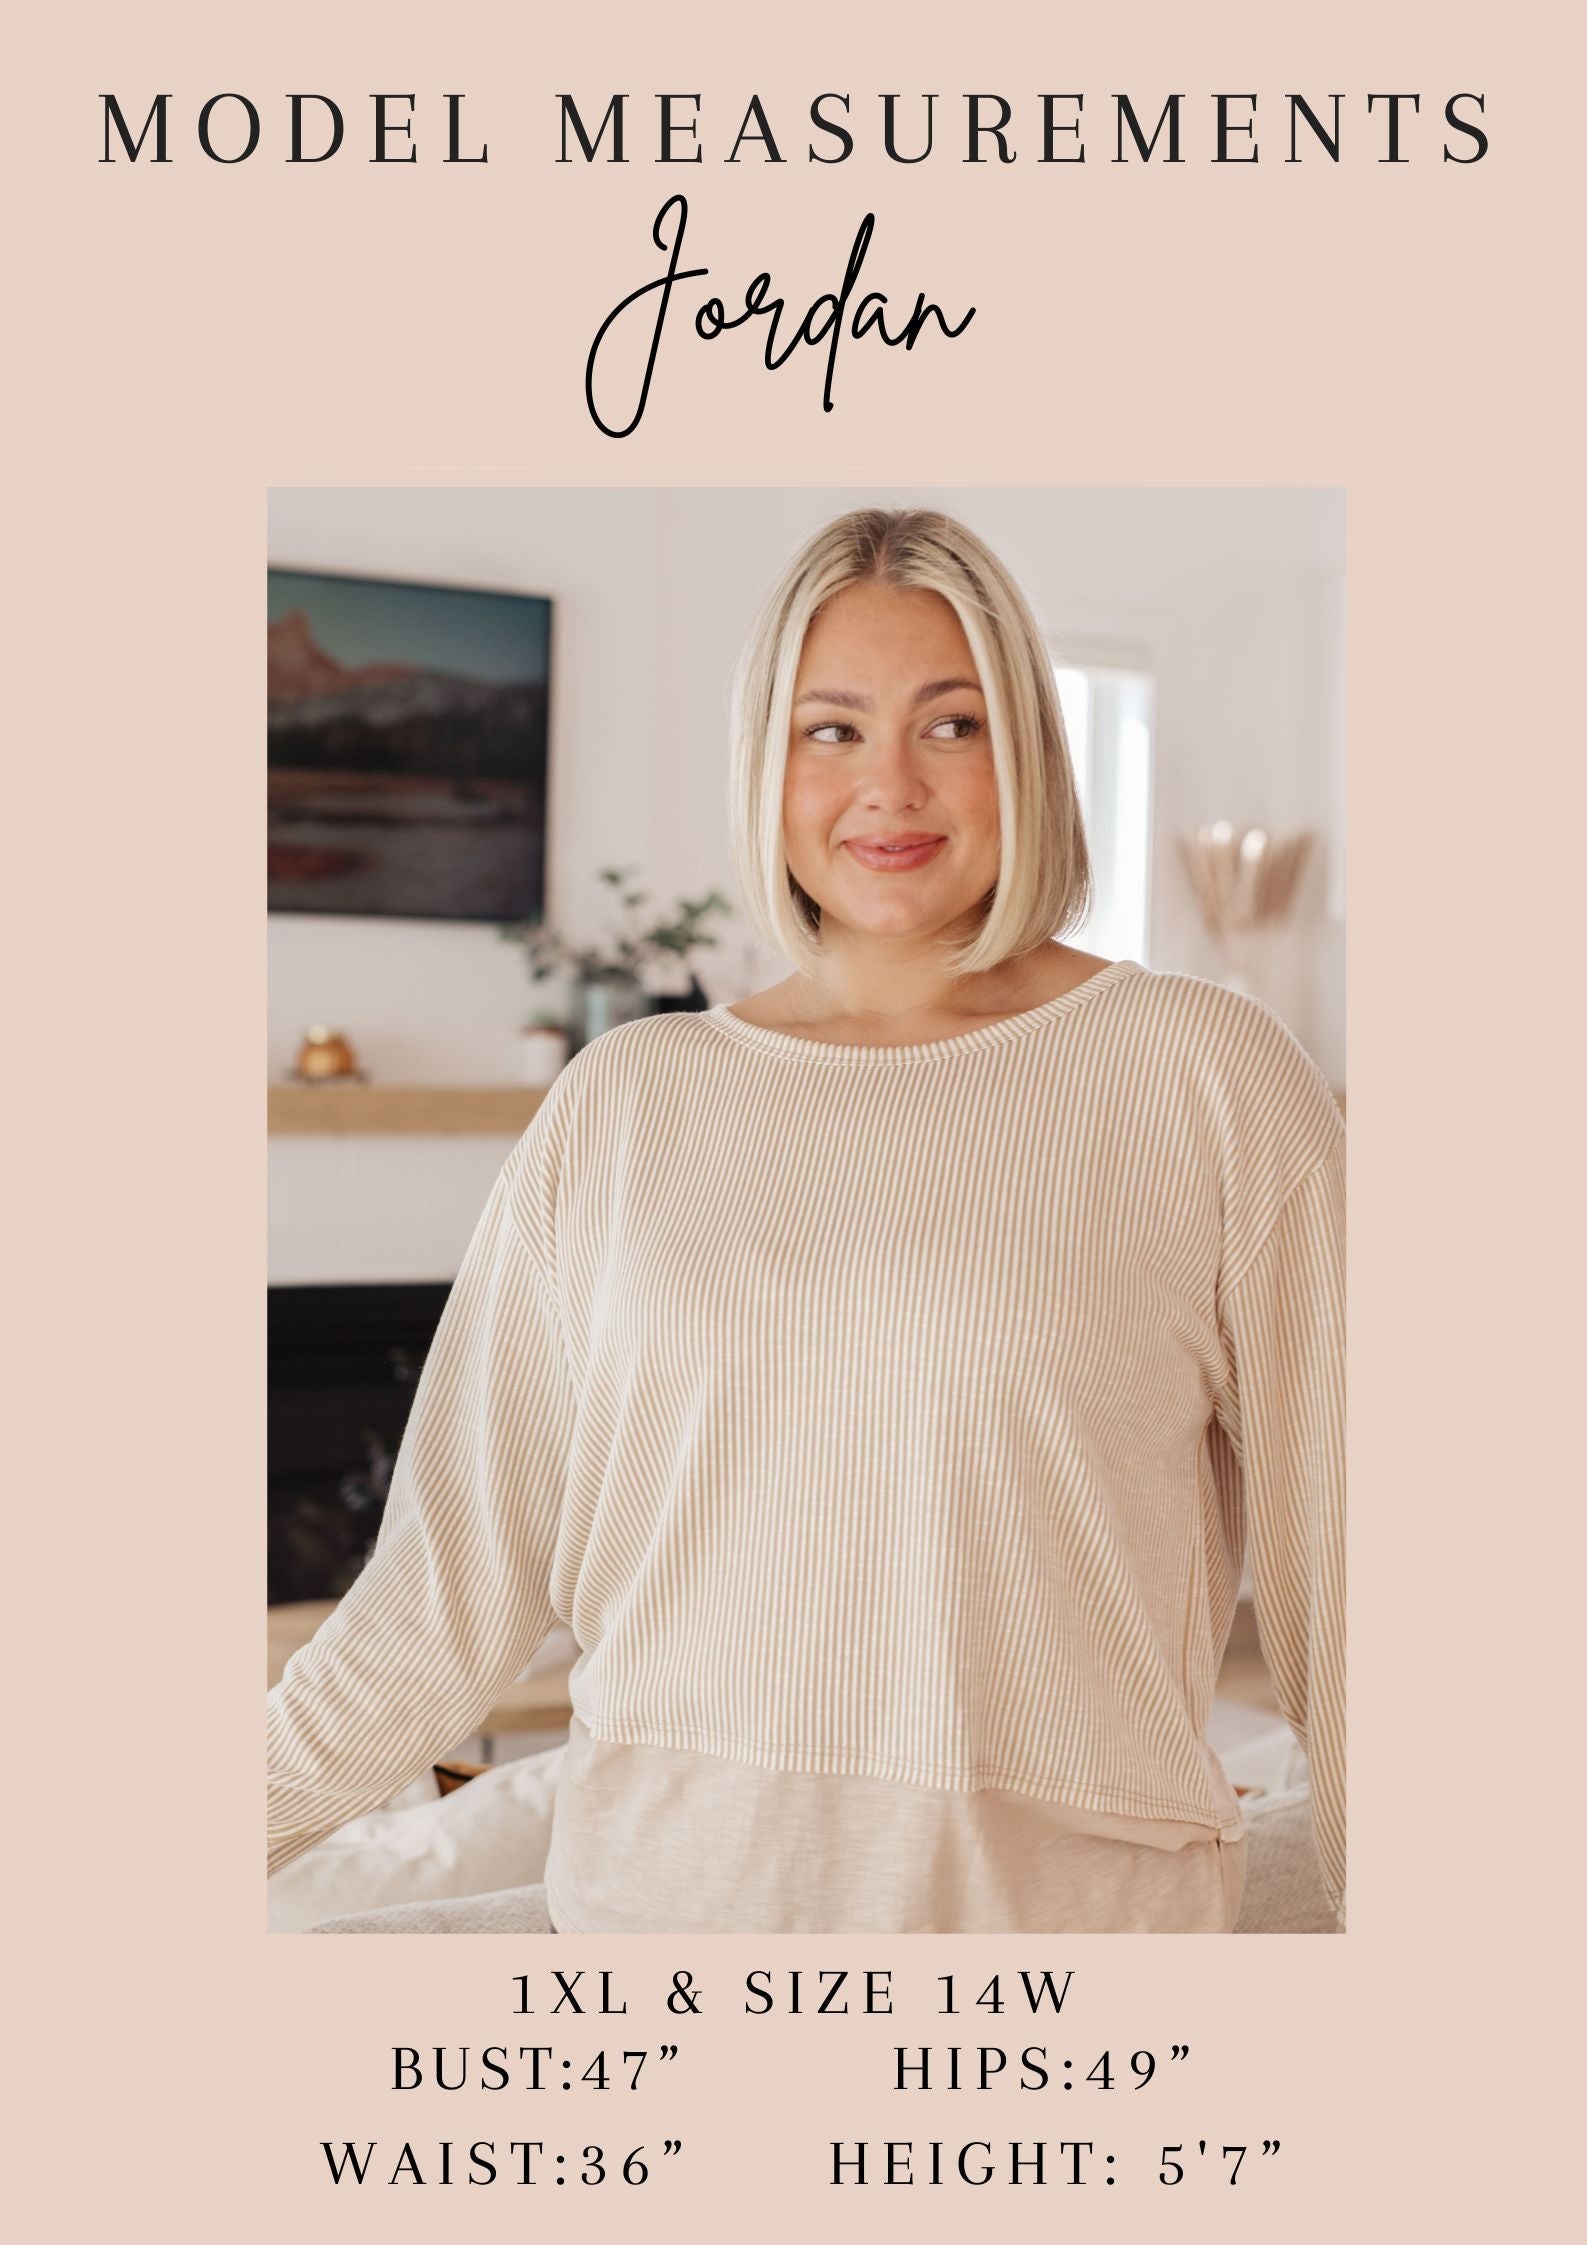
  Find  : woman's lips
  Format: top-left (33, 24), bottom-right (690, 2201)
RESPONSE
top-left (843, 835), bottom-right (947, 871)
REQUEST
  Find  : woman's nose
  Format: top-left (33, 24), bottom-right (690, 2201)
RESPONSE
top-left (859, 729), bottom-right (926, 804)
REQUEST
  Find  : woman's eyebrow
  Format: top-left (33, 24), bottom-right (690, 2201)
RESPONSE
top-left (793, 676), bottom-right (985, 709)
top-left (912, 676), bottom-right (984, 703)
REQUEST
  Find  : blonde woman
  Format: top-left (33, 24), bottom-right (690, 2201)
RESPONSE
top-left (268, 507), bottom-right (1345, 1936)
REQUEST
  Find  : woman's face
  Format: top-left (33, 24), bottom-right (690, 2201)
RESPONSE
top-left (783, 580), bottom-right (1000, 947)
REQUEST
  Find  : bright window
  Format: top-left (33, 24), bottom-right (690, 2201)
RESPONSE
top-left (1053, 659), bottom-right (1155, 964)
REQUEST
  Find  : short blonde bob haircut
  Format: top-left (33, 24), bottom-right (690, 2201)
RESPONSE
top-left (728, 507), bottom-right (1093, 981)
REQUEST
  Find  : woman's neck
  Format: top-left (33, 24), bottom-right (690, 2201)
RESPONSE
top-left (742, 938), bottom-right (1111, 1036)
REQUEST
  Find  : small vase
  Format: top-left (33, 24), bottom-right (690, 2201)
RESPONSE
top-left (574, 974), bottom-right (651, 1053)
top-left (518, 1025), bottom-right (569, 1087)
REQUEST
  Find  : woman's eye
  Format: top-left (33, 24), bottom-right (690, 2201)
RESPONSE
top-left (798, 713), bottom-right (983, 747)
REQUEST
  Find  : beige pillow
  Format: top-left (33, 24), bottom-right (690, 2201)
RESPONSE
top-left (1236, 1784), bottom-right (1340, 1934)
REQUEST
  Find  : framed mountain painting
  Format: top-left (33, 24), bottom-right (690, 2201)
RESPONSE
top-left (267, 565), bottom-right (551, 921)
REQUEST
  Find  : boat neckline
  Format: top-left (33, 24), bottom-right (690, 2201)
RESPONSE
top-left (697, 956), bottom-right (1147, 1064)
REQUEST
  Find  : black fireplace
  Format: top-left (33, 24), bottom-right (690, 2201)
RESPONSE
top-left (269, 1281), bottom-right (451, 1605)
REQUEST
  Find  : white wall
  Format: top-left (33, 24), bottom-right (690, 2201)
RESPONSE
top-left (268, 487), bottom-right (1344, 1281)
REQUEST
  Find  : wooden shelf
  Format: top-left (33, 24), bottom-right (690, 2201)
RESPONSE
top-left (269, 1083), bottom-right (549, 1137)
top-left (270, 1080), bottom-right (1342, 1137)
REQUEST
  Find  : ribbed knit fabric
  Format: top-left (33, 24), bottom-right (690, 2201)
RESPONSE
top-left (266, 956), bottom-right (1345, 1930)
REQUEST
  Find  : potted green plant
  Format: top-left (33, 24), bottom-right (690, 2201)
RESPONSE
top-left (501, 866), bottom-right (733, 1054)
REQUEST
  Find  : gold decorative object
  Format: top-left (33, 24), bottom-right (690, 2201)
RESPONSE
top-left (1176, 823), bottom-right (1315, 996)
top-left (290, 1025), bottom-right (366, 1083)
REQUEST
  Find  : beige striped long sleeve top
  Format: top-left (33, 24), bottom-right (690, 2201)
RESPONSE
top-left (267, 957), bottom-right (1346, 1930)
